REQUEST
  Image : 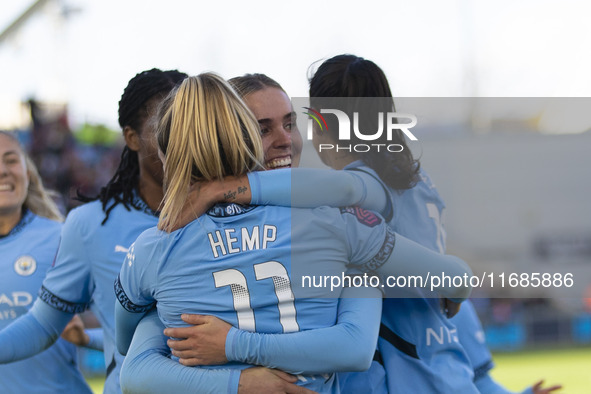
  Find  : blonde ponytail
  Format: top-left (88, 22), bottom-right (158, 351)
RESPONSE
top-left (156, 73), bottom-right (263, 231)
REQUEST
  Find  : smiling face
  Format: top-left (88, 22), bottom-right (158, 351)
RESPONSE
top-left (0, 133), bottom-right (29, 218)
top-left (243, 87), bottom-right (303, 170)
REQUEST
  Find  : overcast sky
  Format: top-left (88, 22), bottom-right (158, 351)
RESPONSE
top-left (1, 0), bottom-right (591, 129)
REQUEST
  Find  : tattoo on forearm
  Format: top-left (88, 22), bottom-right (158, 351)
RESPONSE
top-left (223, 186), bottom-right (248, 201)
top-left (223, 190), bottom-right (236, 200)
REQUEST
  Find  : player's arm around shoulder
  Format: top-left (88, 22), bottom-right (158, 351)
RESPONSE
top-left (115, 228), bottom-right (163, 355)
top-left (38, 205), bottom-right (103, 316)
top-left (339, 206), bottom-right (473, 302)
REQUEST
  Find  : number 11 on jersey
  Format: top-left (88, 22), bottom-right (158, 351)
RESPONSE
top-left (213, 261), bottom-right (299, 333)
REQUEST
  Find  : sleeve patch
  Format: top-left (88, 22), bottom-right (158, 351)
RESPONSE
top-left (360, 227), bottom-right (396, 272)
top-left (340, 207), bottom-right (382, 227)
top-left (114, 275), bottom-right (155, 313)
top-left (473, 359), bottom-right (494, 381)
top-left (38, 286), bottom-right (88, 314)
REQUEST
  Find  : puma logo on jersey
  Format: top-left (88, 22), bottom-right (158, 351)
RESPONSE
top-left (475, 329), bottom-right (486, 344)
top-left (125, 244), bottom-right (136, 267)
top-left (296, 373), bottom-right (333, 383)
top-left (115, 245), bottom-right (129, 253)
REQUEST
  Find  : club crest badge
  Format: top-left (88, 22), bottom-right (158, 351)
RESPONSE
top-left (14, 255), bottom-right (37, 276)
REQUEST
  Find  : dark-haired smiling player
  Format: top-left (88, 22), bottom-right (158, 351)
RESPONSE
top-left (0, 68), bottom-right (186, 394)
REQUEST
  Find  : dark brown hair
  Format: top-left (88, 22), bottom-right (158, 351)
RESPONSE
top-left (309, 54), bottom-right (419, 190)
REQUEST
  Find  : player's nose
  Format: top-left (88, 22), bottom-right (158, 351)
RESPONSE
top-left (272, 127), bottom-right (291, 149)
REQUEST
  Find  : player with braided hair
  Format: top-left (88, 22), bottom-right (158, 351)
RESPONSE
top-left (78, 68), bottom-right (188, 224)
top-left (114, 72), bottom-right (471, 393)
top-left (162, 58), bottom-right (560, 394)
top-left (0, 68), bottom-right (187, 394)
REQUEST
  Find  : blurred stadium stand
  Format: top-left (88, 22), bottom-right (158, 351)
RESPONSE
top-left (8, 99), bottom-right (122, 212)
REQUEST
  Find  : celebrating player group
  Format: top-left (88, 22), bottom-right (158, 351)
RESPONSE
top-left (0, 55), bottom-right (562, 393)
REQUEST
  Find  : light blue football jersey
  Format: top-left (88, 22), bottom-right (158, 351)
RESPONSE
top-left (0, 210), bottom-right (91, 394)
top-left (246, 165), bottom-right (482, 392)
top-left (40, 195), bottom-right (158, 394)
top-left (118, 203), bottom-right (394, 394)
top-left (451, 299), bottom-right (494, 381)
top-left (344, 162), bottom-right (478, 394)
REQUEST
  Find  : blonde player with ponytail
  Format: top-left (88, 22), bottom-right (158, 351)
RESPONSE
top-left (115, 73), bottom-right (472, 393)
top-left (155, 73), bottom-right (264, 233)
